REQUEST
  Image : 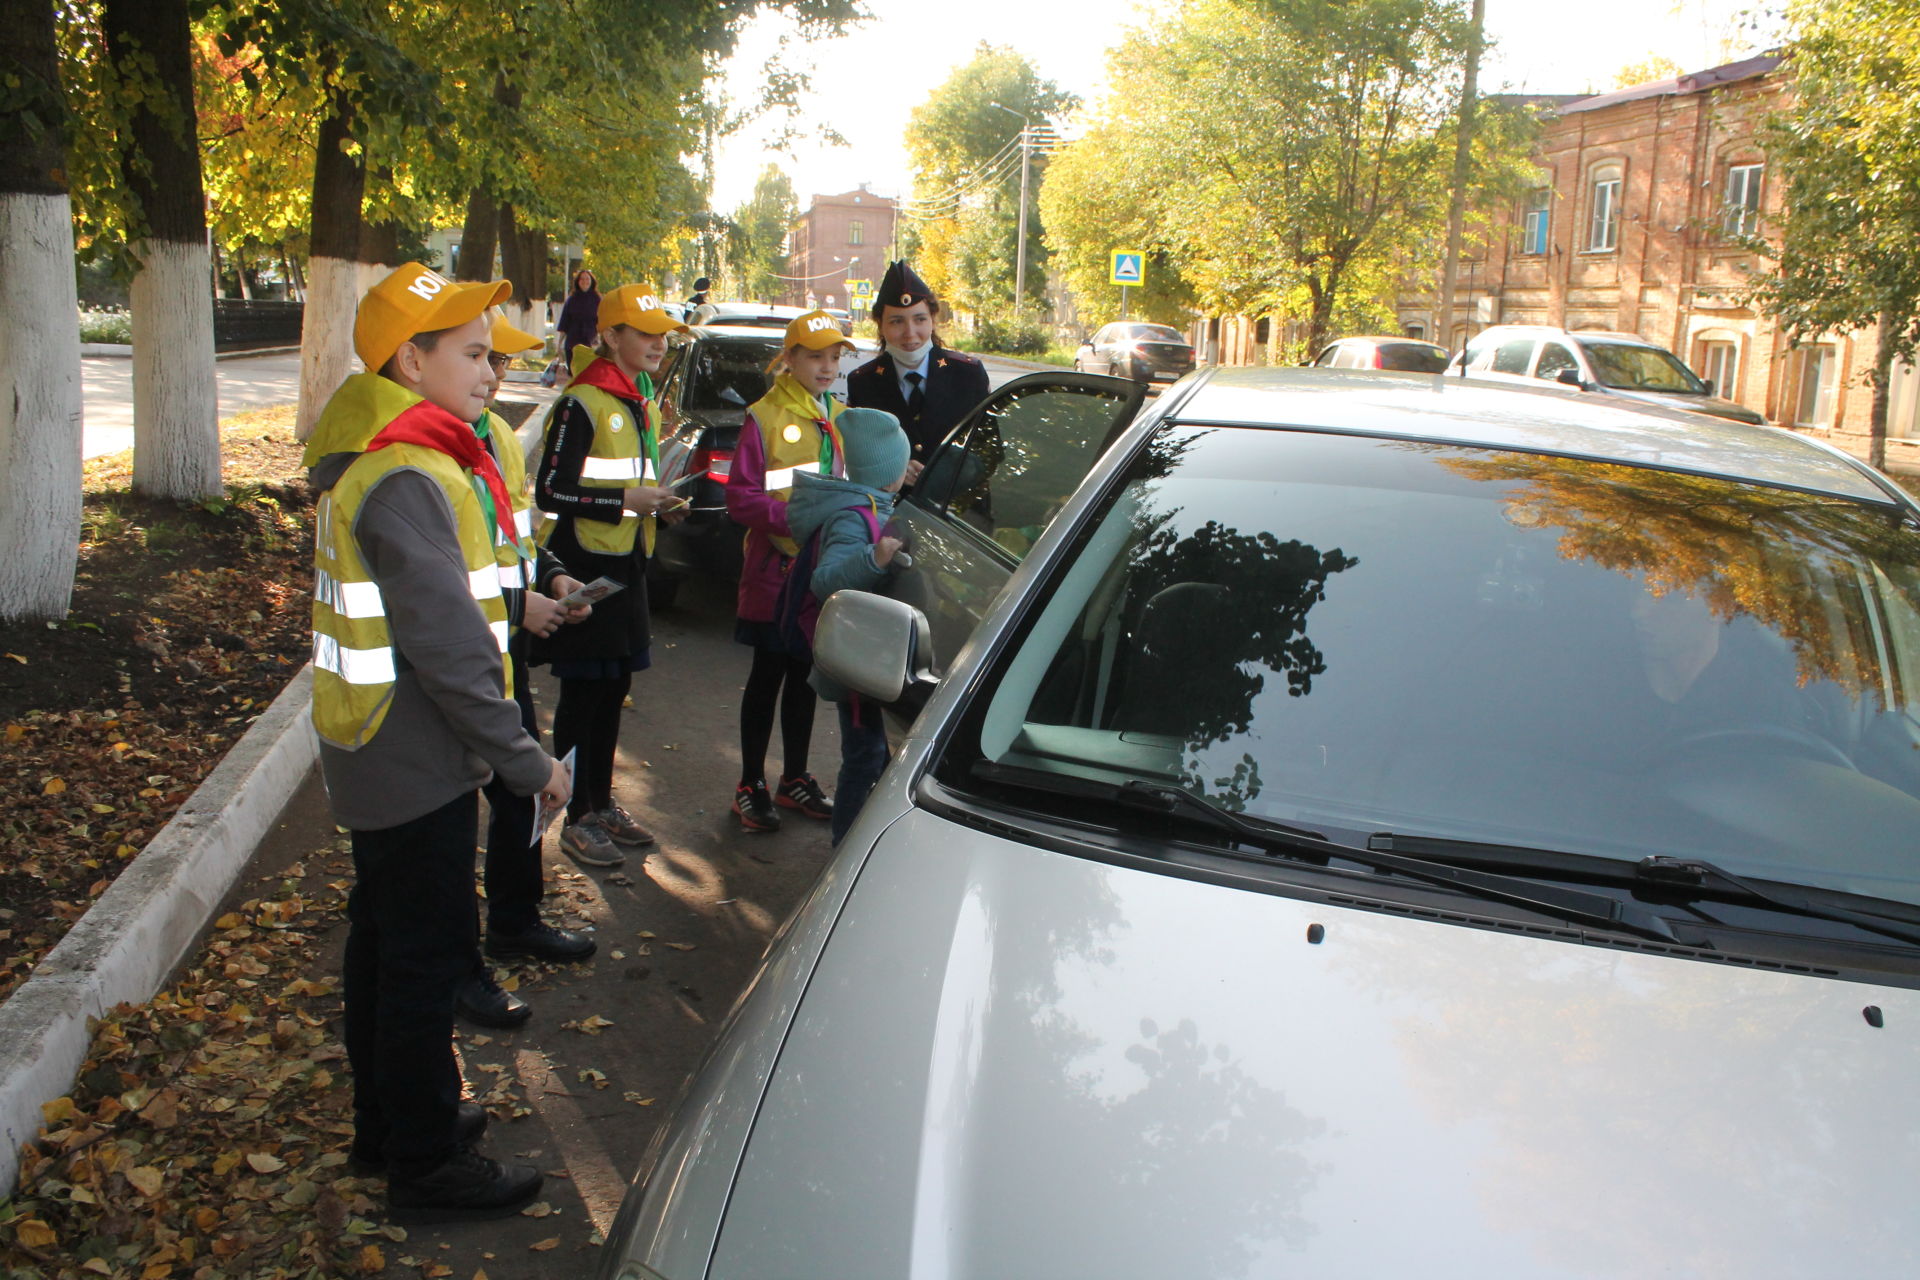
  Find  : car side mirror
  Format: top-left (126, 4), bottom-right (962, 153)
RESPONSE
top-left (1701, 378), bottom-right (1716, 398)
top-left (1555, 368), bottom-right (1587, 389)
top-left (814, 591), bottom-right (937, 705)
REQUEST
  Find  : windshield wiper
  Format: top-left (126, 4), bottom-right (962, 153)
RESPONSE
top-left (1635, 856), bottom-right (1920, 948)
top-left (968, 764), bottom-right (1685, 944)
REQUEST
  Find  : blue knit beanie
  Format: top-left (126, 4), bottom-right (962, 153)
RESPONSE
top-left (837, 407), bottom-right (911, 490)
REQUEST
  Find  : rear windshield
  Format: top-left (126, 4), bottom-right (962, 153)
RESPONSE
top-left (1584, 342), bottom-right (1705, 394)
top-left (1376, 343), bottom-right (1450, 373)
top-left (1126, 325), bottom-right (1187, 344)
top-left (679, 338), bottom-right (782, 414)
top-left (946, 426), bottom-right (1920, 905)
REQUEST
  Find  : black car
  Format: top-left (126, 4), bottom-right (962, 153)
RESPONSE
top-left (1074, 322), bottom-right (1196, 383)
top-left (1310, 335), bottom-right (1451, 372)
top-left (647, 325), bottom-right (874, 607)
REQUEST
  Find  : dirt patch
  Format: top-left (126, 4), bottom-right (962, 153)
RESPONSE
top-left (0, 407), bottom-right (313, 1002)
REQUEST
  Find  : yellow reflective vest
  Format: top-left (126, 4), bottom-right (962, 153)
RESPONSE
top-left (308, 375), bottom-right (514, 750)
top-left (746, 373), bottom-right (845, 556)
top-left (538, 349), bottom-right (663, 557)
top-left (478, 408), bottom-right (537, 592)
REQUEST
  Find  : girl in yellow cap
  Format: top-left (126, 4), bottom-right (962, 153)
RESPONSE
top-left (530, 284), bottom-right (689, 868)
top-left (721, 310), bottom-right (853, 831)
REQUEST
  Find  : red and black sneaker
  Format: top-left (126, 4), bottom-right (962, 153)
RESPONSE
top-left (776, 773), bottom-right (834, 821)
top-left (732, 780), bottom-right (781, 832)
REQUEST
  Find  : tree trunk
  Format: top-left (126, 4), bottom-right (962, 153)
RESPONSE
top-left (0, 0), bottom-right (84, 622)
top-left (457, 187), bottom-right (497, 281)
top-left (1435, 0), bottom-right (1486, 352)
top-left (296, 87), bottom-right (366, 439)
top-left (1870, 312), bottom-right (1895, 472)
top-left (103, 0), bottom-right (221, 500)
top-left (496, 202), bottom-right (540, 333)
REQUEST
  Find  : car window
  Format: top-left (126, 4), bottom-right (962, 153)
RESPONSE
top-left (1461, 335), bottom-right (1493, 369)
top-left (947, 426), bottom-right (1920, 905)
top-left (1311, 345), bottom-right (1339, 367)
top-left (1490, 338), bottom-right (1536, 375)
top-left (1377, 343), bottom-right (1449, 373)
top-left (1534, 343), bottom-right (1578, 380)
top-left (1094, 326), bottom-right (1116, 345)
top-left (922, 383), bottom-right (1140, 563)
top-left (1583, 341), bottom-right (1706, 393)
top-left (679, 339), bottom-right (782, 414)
top-left (1126, 325), bottom-right (1186, 343)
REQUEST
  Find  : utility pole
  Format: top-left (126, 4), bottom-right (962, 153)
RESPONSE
top-left (991, 102), bottom-right (1033, 322)
top-left (1436, 0), bottom-right (1486, 353)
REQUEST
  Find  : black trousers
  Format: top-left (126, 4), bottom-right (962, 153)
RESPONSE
top-left (481, 645), bottom-right (542, 934)
top-left (344, 789), bottom-right (477, 1174)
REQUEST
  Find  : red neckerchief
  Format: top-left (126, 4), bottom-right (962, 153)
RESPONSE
top-left (366, 399), bottom-right (516, 539)
top-left (568, 355), bottom-right (648, 401)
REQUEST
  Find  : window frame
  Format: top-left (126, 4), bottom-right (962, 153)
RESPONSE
top-left (1586, 166), bottom-right (1623, 253)
top-left (1791, 344), bottom-right (1837, 427)
top-left (1722, 163), bottom-right (1764, 239)
top-left (1521, 187), bottom-right (1552, 256)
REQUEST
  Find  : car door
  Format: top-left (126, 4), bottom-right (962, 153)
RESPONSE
top-left (889, 372), bottom-right (1148, 673)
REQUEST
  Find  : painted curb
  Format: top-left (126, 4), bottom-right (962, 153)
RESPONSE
top-left (0, 664), bottom-right (318, 1193)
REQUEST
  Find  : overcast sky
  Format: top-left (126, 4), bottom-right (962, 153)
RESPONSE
top-left (709, 0), bottom-right (1772, 213)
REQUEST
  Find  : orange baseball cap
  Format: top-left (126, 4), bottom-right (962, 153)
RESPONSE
top-left (784, 309), bottom-right (852, 351)
top-left (598, 285), bottom-right (690, 336)
top-left (355, 263), bottom-right (511, 372)
top-left (490, 314), bottom-right (543, 355)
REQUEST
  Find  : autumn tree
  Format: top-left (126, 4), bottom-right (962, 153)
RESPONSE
top-left (1746, 0), bottom-right (1920, 471)
top-left (902, 45), bottom-right (1075, 321)
top-left (733, 164), bottom-right (798, 302)
top-left (0, 0), bottom-right (85, 621)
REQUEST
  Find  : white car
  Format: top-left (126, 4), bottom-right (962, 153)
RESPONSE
top-left (601, 368), bottom-right (1920, 1279)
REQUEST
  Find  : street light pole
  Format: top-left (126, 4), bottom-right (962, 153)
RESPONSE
top-left (990, 102), bottom-right (1032, 322)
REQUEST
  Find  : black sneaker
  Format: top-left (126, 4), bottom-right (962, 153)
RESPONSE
top-left (776, 773), bottom-right (834, 820)
top-left (388, 1146), bottom-right (542, 1224)
top-left (485, 921), bottom-right (597, 963)
top-left (732, 780), bottom-right (781, 832)
top-left (455, 970), bottom-right (532, 1028)
top-left (350, 1101), bottom-right (488, 1175)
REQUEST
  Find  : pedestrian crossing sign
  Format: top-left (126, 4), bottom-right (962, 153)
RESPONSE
top-left (847, 279), bottom-right (874, 303)
top-left (1109, 250), bottom-right (1145, 286)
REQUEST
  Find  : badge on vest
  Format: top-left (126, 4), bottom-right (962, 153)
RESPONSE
top-left (609, 413), bottom-right (626, 432)
top-left (781, 424), bottom-right (803, 444)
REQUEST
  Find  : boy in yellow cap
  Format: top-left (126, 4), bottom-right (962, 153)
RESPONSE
top-left (529, 284), bottom-right (688, 868)
top-left (305, 262), bottom-right (568, 1223)
top-left (722, 309), bottom-right (851, 831)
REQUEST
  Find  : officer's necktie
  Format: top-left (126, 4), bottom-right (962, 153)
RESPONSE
top-left (904, 370), bottom-right (925, 419)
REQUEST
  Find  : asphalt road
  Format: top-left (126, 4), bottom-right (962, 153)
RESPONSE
top-left (232, 354), bottom-right (1037, 1274)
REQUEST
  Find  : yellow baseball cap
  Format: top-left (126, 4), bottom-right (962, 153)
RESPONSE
top-left (490, 314), bottom-right (543, 355)
top-left (355, 262), bottom-right (511, 372)
top-left (784, 309), bottom-right (852, 351)
top-left (598, 285), bottom-right (690, 336)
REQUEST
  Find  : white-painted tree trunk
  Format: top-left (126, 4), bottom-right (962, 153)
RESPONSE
top-left (0, 191), bottom-right (84, 622)
top-left (295, 254), bottom-right (363, 440)
top-left (130, 237), bottom-right (221, 499)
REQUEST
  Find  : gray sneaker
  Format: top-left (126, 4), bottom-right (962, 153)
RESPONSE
top-left (596, 804), bottom-right (655, 847)
top-left (560, 816), bottom-right (624, 867)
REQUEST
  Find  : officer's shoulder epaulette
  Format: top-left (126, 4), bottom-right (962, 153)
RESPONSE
top-left (944, 349), bottom-right (981, 366)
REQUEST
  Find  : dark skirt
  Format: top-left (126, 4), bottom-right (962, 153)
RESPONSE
top-left (528, 520), bottom-right (651, 671)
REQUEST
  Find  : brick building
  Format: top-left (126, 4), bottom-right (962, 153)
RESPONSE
top-left (1395, 54), bottom-right (1920, 469)
top-left (781, 186), bottom-right (897, 310)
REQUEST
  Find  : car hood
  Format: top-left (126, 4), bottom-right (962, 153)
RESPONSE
top-left (1602, 385), bottom-right (1767, 424)
top-left (709, 808), bottom-right (1918, 1279)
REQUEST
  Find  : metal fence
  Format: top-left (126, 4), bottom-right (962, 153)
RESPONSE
top-left (213, 299), bottom-right (304, 351)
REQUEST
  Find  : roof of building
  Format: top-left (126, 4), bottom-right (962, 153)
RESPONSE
top-left (1558, 52), bottom-right (1784, 115)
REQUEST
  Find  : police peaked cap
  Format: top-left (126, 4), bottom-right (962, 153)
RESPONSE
top-left (873, 259), bottom-right (938, 320)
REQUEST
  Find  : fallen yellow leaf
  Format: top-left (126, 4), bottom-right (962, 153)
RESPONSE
top-left (126, 1165), bottom-right (165, 1197)
top-left (16, 1218), bottom-right (56, 1248)
top-left (4, 723), bottom-right (25, 742)
top-left (4, 652), bottom-right (26, 664)
top-left (357, 1243), bottom-right (385, 1273)
top-left (530, 1238), bottom-right (560, 1252)
top-left (42, 776), bottom-right (67, 795)
top-left (245, 1151), bottom-right (287, 1174)
top-left (40, 1096), bottom-right (76, 1126)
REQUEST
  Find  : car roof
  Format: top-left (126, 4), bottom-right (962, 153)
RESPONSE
top-left (1329, 335), bottom-right (1446, 347)
top-left (1171, 367), bottom-right (1902, 506)
top-left (1474, 325), bottom-right (1654, 346)
top-left (686, 324), bottom-right (876, 349)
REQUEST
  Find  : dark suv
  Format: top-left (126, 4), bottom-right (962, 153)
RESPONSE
top-left (1075, 322), bottom-right (1196, 383)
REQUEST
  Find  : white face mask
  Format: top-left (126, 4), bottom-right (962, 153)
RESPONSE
top-left (885, 341), bottom-right (929, 369)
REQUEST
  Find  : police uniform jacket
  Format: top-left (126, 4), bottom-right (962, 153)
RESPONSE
top-left (846, 344), bottom-right (990, 461)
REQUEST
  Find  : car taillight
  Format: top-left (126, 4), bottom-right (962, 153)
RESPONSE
top-left (692, 447), bottom-right (733, 484)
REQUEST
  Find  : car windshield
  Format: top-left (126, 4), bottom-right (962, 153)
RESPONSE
top-left (952, 426), bottom-right (1920, 905)
top-left (679, 338), bottom-right (782, 417)
top-left (1126, 325), bottom-right (1186, 343)
top-left (1584, 342), bottom-right (1706, 393)
top-left (1377, 342), bottom-right (1449, 373)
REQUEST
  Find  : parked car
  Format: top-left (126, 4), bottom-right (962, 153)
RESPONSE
top-left (645, 324), bottom-right (876, 607)
top-left (685, 301), bottom-right (809, 330)
top-left (598, 366), bottom-right (1920, 1279)
top-left (1454, 324), bottom-right (1767, 424)
top-left (1311, 334), bottom-right (1451, 372)
top-left (1075, 321), bottom-right (1196, 383)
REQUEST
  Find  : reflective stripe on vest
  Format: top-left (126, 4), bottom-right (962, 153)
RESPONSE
top-left (546, 383), bottom-right (659, 556)
top-left (312, 632), bottom-right (397, 685)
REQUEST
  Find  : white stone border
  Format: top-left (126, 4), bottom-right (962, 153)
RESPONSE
top-left (0, 665), bottom-right (317, 1193)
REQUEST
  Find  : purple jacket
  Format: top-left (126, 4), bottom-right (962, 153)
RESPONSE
top-left (556, 290), bottom-right (600, 360)
top-left (725, 413), bottom-right (794, 623)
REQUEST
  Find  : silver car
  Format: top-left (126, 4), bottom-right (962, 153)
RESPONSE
top-left (601, 369), bottom-right (1920, 1279)
top-left (1454, 323), bottom-right (1768, 425)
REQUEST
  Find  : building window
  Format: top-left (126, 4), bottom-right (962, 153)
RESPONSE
top-left (1723, 163), bottom-right (1763, 238)
top-left (1698, 339), bottom-right (1738, 399)
top-left (1889, 358), bottom-right (1920, 440)
top-left (848, 220), bottom-right (864, 245)
top-left (1790, 345), bottom-right (1836, 426)
top-left (1586, 170), bottom-right (1621, 252)
top-left (1521, 188), bottom-right (1551, 255)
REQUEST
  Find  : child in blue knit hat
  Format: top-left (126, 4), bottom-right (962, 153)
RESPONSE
top-left (784, 407), bottom-right (912, 843)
